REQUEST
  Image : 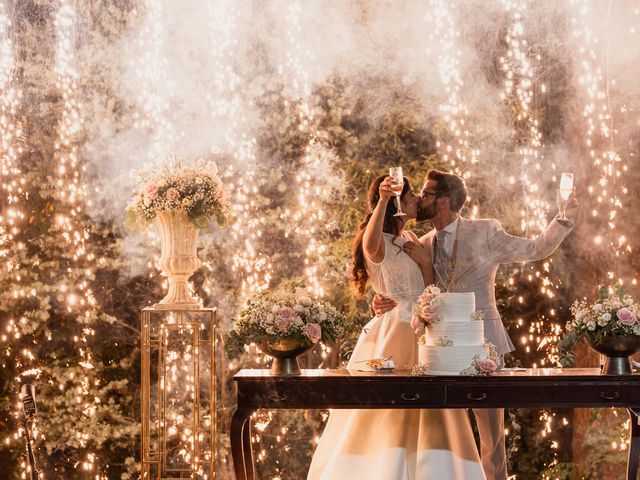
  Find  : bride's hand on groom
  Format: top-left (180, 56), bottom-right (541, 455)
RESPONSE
top-left (402, 241), bottom-right (431, 268)
top-left (372, 294), bottom-right (396, 316)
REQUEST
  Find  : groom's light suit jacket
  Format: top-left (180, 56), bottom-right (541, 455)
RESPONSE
top-left (420, 217), bottom-right (573, 355)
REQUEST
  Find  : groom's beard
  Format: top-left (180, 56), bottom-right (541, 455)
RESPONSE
top-left (416, 202), bottom-right (437, 222)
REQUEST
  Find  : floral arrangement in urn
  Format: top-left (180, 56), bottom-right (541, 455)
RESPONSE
top-left (225, 283), bottom-right (348, 374)
top-left (565, 285), bottom-right (640, 374)
top-left (566, 285), bottom-right (640, 343)
top-left (125, 155), bottom-right (231, 230)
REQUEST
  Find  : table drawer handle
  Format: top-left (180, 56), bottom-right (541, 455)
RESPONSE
top-left (467, 393), bottom-right (487, 401)
top-left (400, 393), bottom-right (421, 401)
top-left (269, 393), bottom-right (288, 402)
top-left (600, 392), bottom-right (620, 400)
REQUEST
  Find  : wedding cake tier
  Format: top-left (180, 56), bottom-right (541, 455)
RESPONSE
top-left (420, 345), bottom-right (488, 374)
top-left (416, 291), bottom-right (498, 376)
top-left (436, 292), bottom-right (476, 322)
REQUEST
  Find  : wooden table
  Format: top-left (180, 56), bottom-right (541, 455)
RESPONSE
top-left (231, 368), bottom-right (640, 480)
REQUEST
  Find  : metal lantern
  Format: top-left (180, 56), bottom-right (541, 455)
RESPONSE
top-left (141, 307), bottom-right (217, 479)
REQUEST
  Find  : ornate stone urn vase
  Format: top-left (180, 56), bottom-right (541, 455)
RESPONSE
top-left (154, 211), bottom-right (201, 309)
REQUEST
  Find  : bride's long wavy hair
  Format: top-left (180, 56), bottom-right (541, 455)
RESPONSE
top-left (351, 174), bottom-right (411, 298)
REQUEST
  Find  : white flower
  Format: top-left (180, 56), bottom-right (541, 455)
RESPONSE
top-left (424, 285), bottom-right (441, 296)
top-left (266, 314), bottom-right (274, 322)
top-left (271, 305), bottom-right (281, 314)
top-left (587, 321), bottom-right (596, 331)
top-left (593, 304), bottom-right (603, 312)
top-left (294, 316), bottom-right (303, 326)
top-left (602, 313), bottom-right (611, 322)
top-left (318, 311), bottom-right (327, 322)
top-left (298, 296), bottom-right (312, 306)
top-left (613, 301), bottom-right (623, 309)
top-left (293, 304), bottom-right (305, 313)
top-left (624, 297), bottom-right (634, 306)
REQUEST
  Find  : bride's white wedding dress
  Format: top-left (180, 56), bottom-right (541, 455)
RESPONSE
top-left (307, 232), bottom-right (486, 480)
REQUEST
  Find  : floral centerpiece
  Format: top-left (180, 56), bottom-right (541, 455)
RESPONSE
top-left (225, 283), bottom-right (348, 375)
top-left (125, 156), bottom-right (231, 308)
top-left (566, 285), bottom-right (640, 374)
top-left (125, 156), bottom-right (231, 230)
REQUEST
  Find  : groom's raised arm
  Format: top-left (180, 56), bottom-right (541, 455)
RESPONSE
top-left (487, 218), bottom-right (573, 264)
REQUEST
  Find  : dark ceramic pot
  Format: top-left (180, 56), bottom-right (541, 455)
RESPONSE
top-left (588, 335), bottom-right (640, 375)
top-left (258, 338), bottom-right (313, 376)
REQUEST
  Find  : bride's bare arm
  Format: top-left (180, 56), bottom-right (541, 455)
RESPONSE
top-left (362, 177), bottom-right (396, 262)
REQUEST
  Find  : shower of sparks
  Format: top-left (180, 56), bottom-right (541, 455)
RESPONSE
top-left (204, 0), bottom-right (273, 299)
top-left (283, 0), bottom-right (329, 299)
top-left (51, 1), bottom-right (101, 475)
top-left (227, 140), bottom-right (273, 299)
top-left (132, 0), bottom-right (175, 160)
top-left (500, 0), bottom-right (553, 236)
top-left (0, 0), bottom-right (27, 462)
top-left (499, 0), bottom-right (568, 464)
top-left (571, 0), bottom-right (629, 264)
top-left (500, 0), bottom-right (559, 311)
top-left (428, 0), bottom-right (480, 216)
top-left (0, 0), bottom-right (23, 249)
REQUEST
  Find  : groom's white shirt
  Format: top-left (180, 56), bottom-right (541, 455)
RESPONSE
top-left (420, 216), bottom-right (573, 355)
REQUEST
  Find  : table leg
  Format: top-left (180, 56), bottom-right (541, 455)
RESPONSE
top-left (243, 414), bottom-right (255, 480)
top-left (231, 408), bottom-right (252, 480)
top-left (627, 408), bottom-right (640, 480)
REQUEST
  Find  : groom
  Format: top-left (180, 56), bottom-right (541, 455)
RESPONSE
top-left (373, 169), bottom-right (579, 480)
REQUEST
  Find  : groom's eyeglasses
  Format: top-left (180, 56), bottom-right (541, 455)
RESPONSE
top-left (420, 190), bottom-right (438, 199)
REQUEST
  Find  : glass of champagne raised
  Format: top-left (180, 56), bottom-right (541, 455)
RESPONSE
top-left (388, 167), bottom-right (406, 217)
top-left (559, 172), bottom-right (574, 219)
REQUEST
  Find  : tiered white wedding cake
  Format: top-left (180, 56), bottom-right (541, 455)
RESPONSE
top-left (416, 291), bottom-right (498, 375)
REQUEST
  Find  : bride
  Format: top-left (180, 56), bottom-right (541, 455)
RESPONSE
top-left (307, 174), bottom-right (485, 480)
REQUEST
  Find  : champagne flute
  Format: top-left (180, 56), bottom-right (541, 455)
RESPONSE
top-left (559, 172), bottom-right (574, 219)
top-left (388, 167), bottom-right (406, 217)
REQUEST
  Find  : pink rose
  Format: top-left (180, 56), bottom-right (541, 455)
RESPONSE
top-left (419, 293), bottom-right (435, 306)
top-left (617, 307), bottom-right (637, 326)
top-left (304, 323), bottom-right (322, 343)
top-left (276, 307), bottom-right (295, 332)
top-left (276, 317), bottom-right (292, 332)
top-left (420, 305), bottom-right (438, 321)
top-left (476, 359), bottom-right (497, 375)
top-left (165, 187), bottom-right (180, 201)
top-left (144, 184), bottom-right (158, 200)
